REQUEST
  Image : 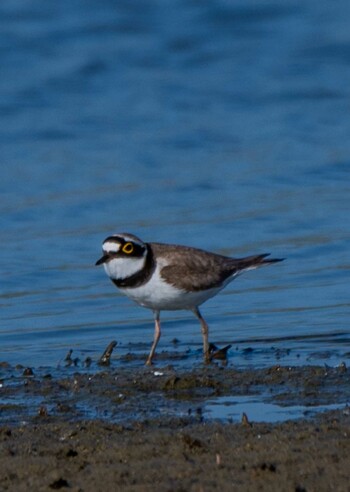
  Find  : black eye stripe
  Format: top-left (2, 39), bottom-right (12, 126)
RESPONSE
top-left (119, 241), bottom-right (145, 257)
top-left (102, 236), bottom-right (146, 257)
top-left (126, 243), bottom-right (145, 256)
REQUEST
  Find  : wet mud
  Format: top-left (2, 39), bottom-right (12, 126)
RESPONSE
top-left (1, 351), bottom-right (350, 491)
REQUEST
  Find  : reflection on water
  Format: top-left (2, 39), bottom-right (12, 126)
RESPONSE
top-left (1, 0), bottom-right (349, 368)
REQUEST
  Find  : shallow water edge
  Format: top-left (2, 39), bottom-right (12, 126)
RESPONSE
top-left (1, 354), bottom-right (349, 426)
top-left (1, 360), bottom-right (350, 492)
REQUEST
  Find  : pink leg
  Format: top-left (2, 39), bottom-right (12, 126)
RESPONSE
top-left (193, 307), bottom-right (210, 363)
top-left (146, 310), bottom-right (161, 366)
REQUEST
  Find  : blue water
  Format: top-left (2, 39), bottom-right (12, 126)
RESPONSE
top-left (205, 395), bottom-right (346, 423)
top-left (1, 0), bottom-right (349, 368)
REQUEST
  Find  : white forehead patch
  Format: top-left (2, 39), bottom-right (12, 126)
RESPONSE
top-left (103, 241), bottom-right (121, 253)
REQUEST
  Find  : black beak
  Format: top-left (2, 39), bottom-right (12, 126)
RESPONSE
top-left (95, 254), bottom-right (109, 266)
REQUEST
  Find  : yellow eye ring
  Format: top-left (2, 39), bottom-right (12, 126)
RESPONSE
top-left (122, 242), bottom-right (134, 254)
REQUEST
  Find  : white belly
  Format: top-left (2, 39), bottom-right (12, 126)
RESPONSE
top-left (119, 265), bottom-right (225, 311)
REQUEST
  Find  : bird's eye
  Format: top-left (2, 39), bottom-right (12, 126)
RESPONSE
top-left (122, 242), bottom-right (134, 254)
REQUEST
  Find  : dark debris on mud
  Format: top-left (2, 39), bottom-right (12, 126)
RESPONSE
top-left (1, 349), bottom-right (350, 492)
top-left (0, 351), bottom-right (349, 426)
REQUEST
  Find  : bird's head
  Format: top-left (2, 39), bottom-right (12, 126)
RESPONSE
top-left (96, 233), bottom-right (147, 281)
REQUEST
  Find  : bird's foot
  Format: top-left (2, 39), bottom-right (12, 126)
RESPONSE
top-left (203, 352), bottom-right (211, 365)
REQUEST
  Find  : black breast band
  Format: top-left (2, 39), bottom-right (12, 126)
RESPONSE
top-left (111, 245), bottom-right (155, 289)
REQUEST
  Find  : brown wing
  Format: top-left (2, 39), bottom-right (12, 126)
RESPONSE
top-left (150, 243), bottom-right (239, 292)
top-left (150, 243), bottom-right (283, 293)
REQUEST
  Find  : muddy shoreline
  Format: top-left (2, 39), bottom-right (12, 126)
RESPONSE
top-left (1, 358), bottom-right (350, 491)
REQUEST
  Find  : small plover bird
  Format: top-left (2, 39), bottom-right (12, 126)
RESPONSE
top-left (96, 233), bottom-right (283, 365)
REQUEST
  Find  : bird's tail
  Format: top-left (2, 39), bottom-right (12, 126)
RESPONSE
top-left (235, 254), bottom-right (284, 273)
